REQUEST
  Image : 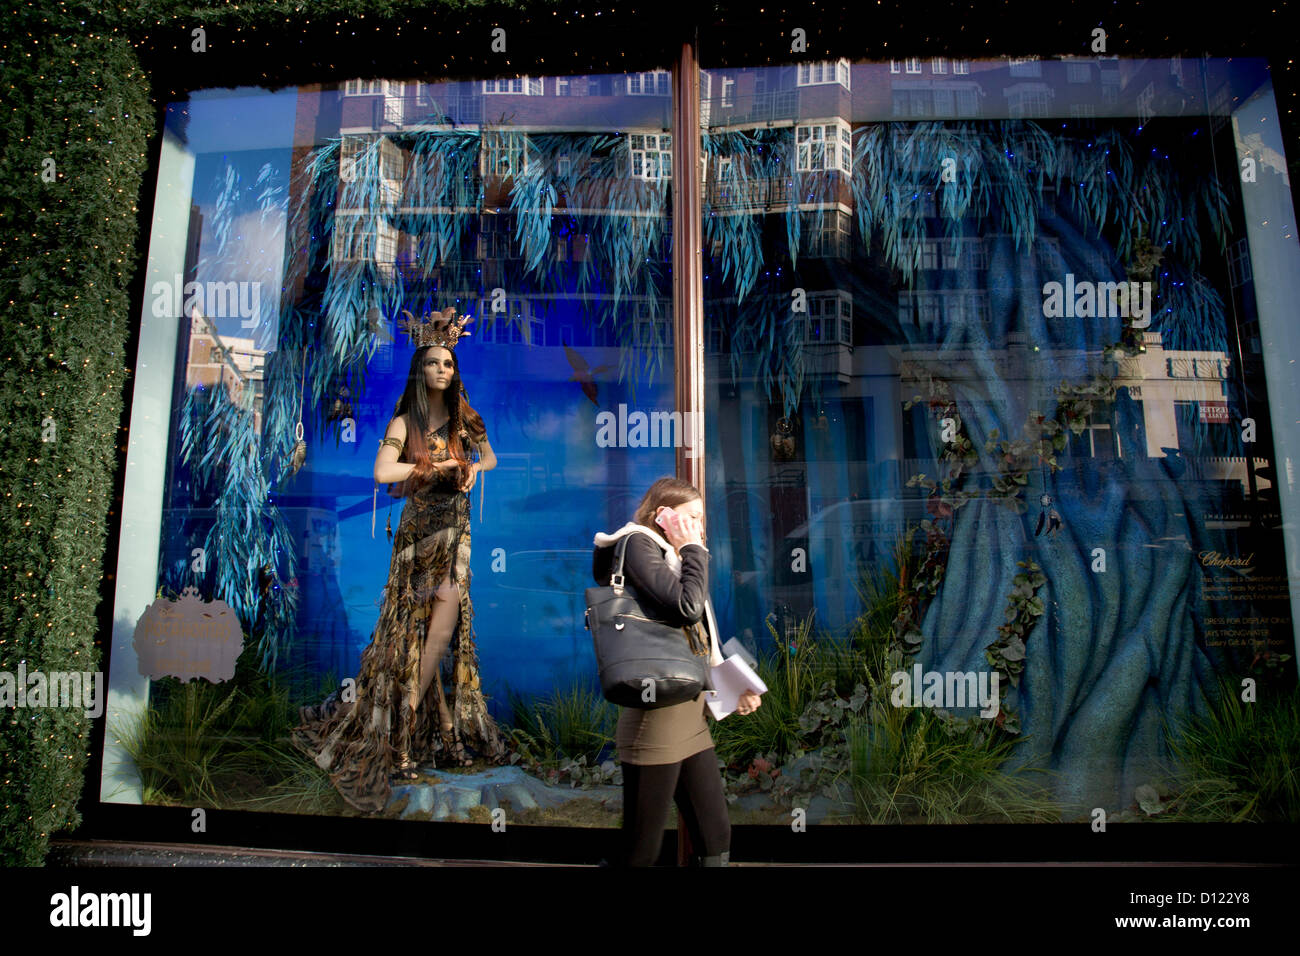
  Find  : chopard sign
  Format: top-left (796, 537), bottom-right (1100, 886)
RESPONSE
top-left (1199, 551), bottom-right (1255, 569)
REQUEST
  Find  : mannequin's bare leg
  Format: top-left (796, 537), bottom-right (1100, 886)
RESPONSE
top-left (413, 574), bottom-right (458, 711)
top-left (407, 574), bottom-right (466, 764)
top-left (394, 574), bottom-right (458, 774)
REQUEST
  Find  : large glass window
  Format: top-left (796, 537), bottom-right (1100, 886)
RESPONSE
top-left (107, 72), bottom-right (678, 822)
top-left (104, 51), bottom-right (1300, 835)
top-left (699, 56), bottom-right (1299, 823)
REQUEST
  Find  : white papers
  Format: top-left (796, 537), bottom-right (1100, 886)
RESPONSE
top-left (721, 636), bottom-right (757, 670)
top-left (705, 654), bottom-right (769, 720)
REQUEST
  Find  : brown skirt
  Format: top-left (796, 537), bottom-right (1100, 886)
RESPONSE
top-left (616, 693), bottom-right (713, 766)
top-left (292, 469), bottom-right (505, 813)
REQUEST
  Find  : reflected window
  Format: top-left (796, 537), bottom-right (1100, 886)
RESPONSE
top-left (627, 70), bottom-right (670, 96)
top-left (630, 133), bottom-right (672, 180)
top-left (483, 77), bottom-right (542, 94)
top-left (1230, 238), bottom-right (1253, 288)
top-left (798, 58), bottom-right (851, 88)
top-left (344, 79), bottom-right (390, 96)
top-left (796, 119), bottom-right (851, 172)
top-left (1008, 57), bottom-right (1042, 78)
top-left (483, 131), bottom-right (527, 177)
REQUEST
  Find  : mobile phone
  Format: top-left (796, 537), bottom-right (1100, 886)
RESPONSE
top-left (655, 506), bottom-right (677, 528)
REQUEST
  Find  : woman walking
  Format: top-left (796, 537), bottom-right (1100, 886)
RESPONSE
top-left (592, 476), bottom-right (761, 865)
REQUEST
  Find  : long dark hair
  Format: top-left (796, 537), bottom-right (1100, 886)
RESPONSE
top-left (633, 476), bottom-right (703, 535)
top-left (392, 345), bottom-right (485, 474)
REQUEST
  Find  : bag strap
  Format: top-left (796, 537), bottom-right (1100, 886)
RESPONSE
top-left (608, 531), bottom-right (713, 656)
top-left (609, 528), bottom-right (663, 592)
top-left (609, 533), bottom-right (634, 593)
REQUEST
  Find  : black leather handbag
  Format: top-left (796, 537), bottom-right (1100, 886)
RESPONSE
top-left (585, 533), bottom-right (711, 709)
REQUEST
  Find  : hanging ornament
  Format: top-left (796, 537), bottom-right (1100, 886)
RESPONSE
top-left (326, 385), bottom-right (352, 423)
top-left (1035, 492), bottom-right (1062, 537)
top-left (366, 305), bottom-right (393, 344)
top-left (287, 349), bottom-right (308, 478)
top-left (770, 416), bottom-right (796, 461)
top-left (259, 562), bottom-right (281, 597)
top-left (289, 421), bottom-right (307, 477)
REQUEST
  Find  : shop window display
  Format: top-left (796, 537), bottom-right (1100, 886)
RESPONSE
top-left (103, 55), bottom-right (1300, 832)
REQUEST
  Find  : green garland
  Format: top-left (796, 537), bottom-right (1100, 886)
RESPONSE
top-left (0, 4), bottom-right (152, 865)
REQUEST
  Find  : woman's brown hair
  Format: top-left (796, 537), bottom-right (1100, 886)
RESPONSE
top-left (633, 476), bottom-right (703, 534)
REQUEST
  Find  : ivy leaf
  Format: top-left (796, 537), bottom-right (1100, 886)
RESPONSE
top-left (1001, 637), bottom-right (1027, 662)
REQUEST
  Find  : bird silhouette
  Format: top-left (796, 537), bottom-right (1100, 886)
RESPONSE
top-left (563, 341), bottom-right (611, 406)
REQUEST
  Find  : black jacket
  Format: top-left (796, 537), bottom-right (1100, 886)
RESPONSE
top-left (592, 531), bottom-right (709, 628)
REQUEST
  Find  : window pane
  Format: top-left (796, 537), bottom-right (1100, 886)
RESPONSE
top-left (111, 72), bottom-right (678, 819)
top-left (698, 55), bottom-right (1300, 825)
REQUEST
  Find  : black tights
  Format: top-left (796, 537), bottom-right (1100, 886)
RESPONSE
top-left (620, 748), bottom-right (731, 866)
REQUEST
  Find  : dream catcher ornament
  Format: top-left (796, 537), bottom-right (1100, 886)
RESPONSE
top-left (1035, 492), bottom-right (1062, 537)
top-left (287, 348), bottom-right (308, 478)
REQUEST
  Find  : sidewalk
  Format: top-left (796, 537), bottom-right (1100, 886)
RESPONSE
top-left (46, 838), bottom-right (569, 867)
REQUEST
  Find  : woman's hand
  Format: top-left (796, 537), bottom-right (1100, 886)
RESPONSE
top-left (459, 461), bottom-right (480, 492)
top-left (411, 457), bottom-right (460, 485)
top-left (735, 690), bottom-right (762, 716)
top-left (657, 507), bottom-right (704, 550)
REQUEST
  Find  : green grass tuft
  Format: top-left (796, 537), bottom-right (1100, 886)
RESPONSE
top-left (506, 678), bottom-right (618, 768)
top-left (844, 704), bottom-right (1059, 824)
top-left (1156, 681), bottom-right (1300, 823)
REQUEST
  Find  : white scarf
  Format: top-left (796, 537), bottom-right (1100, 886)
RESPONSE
top-left (593, 522), bottom-right (724, 667)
